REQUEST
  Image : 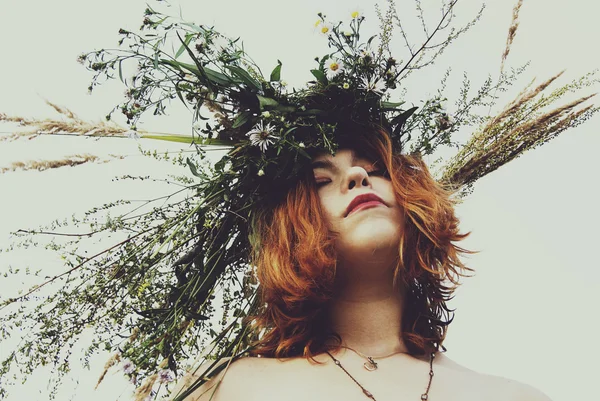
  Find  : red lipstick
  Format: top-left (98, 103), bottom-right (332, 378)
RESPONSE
top-left (345, 193), bottom-right (385, 217)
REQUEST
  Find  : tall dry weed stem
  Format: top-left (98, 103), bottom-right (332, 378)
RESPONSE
top-left (500, 0), bottom-right (523, 74)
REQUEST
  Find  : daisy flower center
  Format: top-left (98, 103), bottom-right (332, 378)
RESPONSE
top-left (351, 11), bottom-right (360, 19)
top-left (329, 62), bottom-right (340, 71)
top-left (321, 26), bottom-right (330, 34)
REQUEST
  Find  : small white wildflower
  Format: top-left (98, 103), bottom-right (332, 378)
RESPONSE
top-left (280, 81), bottom-right (288, 87)
top-left (342, 82), bottom-right (350, 90)
top-left (319, 23), bottom-right (333, 36)
top-left (257, 169), bottom-right (265, 177)
top-left (125, 130), bottom-right (140, 140)
top-left (158, 369), bottom-right (174, 384)
top-left (326, 59), bottom-right (344, 80)
top-left (298, 142), bottom-right (305, 148)
top-left (350, 8), bottom-right (364, 19)
top-left (122, 359), bottom-right (135, 375)
top-left (261, 111), bottom-right (271, 118)
top-left (359, 76), bottom-right (386, 95)
top-left (211, 34), bottom-right (229, 52)
top-left (245, 121), bottom-right (279, 152)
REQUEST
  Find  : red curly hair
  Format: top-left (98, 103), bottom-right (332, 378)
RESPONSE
top-left (245, 124), bottom-right (476, 362)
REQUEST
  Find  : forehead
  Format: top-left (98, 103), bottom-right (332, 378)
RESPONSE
top-left (311, 148), bottom-right (373, 164)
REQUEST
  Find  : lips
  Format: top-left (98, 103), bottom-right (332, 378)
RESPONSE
top-left (345, 193), bottom-right (386, 217)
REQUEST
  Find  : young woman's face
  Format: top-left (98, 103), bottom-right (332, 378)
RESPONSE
top-left (311, 148), bottom-right (404, 262)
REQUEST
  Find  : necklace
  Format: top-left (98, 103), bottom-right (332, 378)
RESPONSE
top-left (326, 350), bottom-right (435, 401)
top-left (338, 345), bottom-right (406, 371)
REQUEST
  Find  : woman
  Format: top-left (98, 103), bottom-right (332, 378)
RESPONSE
top-left (171, 126), bottom-right (552, 401)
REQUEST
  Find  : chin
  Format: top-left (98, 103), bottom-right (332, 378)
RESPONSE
top-left (337, 224), bottom-right (401, 258)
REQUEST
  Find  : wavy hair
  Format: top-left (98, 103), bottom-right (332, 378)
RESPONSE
top-left (245, 123), bottom-right (477, 362)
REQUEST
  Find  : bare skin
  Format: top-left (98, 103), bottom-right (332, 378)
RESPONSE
top-left (170, 149), bottom-right (552, 401)
top-left (174, 351), bottom-right (551, 401)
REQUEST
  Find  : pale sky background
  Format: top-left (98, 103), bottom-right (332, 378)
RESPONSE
top-left (0, 0), bottom-right (599, 400)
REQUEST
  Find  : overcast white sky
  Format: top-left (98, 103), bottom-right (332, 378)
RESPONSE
top-left (0, 0), bottom-right (599, 400)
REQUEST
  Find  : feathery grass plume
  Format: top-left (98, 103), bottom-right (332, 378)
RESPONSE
top-left (0, 154), bottom-right (107, 173)
top-left (0, 100), bottom-right (128, 140)
top-left (134, 373), bottom-right (158, 401)
top-left (500, 0), bottom-right (523, 75)
top-left (95, 352), bottom-right (120, 390)
top-left (1, 101), bottom-right (227, 145)
top-left (440, 71), bottom-right (599, 198)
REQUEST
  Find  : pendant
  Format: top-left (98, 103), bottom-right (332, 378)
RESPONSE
top-left (363, 357), bottom-right (378, 371)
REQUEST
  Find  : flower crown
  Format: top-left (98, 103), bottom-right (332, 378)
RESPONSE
top-left (70, 2), bottom-right (599, 399)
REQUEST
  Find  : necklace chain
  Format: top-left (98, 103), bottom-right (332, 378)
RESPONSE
top-left (326, 350), bottom-right (435, 401)
top-left (338, 346), bottom-right (406, 371)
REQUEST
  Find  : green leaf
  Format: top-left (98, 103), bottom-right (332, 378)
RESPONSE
top-left (203, 66), bottom-right (235, 86)
top-left (118, 60), bottom-right (124, 83)
top-left (381, 101), bottom-right (405, 110)
top-left (161, 58), bottom-right (234, 87)
top-left (186, 157), bottom-right (202, 178)
top-left (144, 135), bottom-right (234, 146)
top-left (256, 94), bottom-right (279, 110)
top-left (175, 33), bottom-right (193, 59)
top-left (310, 69), bottom-right (327, 85)
top-left (392, 107), bottom-right (419, 136)
top-left (270, 60), bottom-right (282, 82)
top-left (176, 32), bottom-right (234, 88)
top-left (225, 65), bottom-right (261, 91)
top-left (318, 55), bottom-right (330, 70)
top-left (296, 147), bottom-right (311, 159)
top-left (154, 50), bottom-right (159, 69)
top-left (180, 22), bottom-right (205, 33)
top-left (232, 112), bottom-right (251, 129)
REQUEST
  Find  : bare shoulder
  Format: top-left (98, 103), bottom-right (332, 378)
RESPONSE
top-left (434, 354), bottom-right (552, 401)
top-left (502, 378), bottom-right (553, 401)
top-left (169, 356), bottom-right (265, 401)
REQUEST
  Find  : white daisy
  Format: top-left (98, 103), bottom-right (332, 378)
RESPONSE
top-left (359, 76), bottom-right (386, 95)
top-left (326, 59), bottom-right (344, 80)
top-left (245, 121), bottom-right (279, 152)
top-left (318, 23), bottom-right (333, 36)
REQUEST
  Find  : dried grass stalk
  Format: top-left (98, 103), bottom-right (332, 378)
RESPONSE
top-left (500, 0), bottom-right (524, 74)
top-left (0, 100), bottom-right (128, 141)
top-left (95, 352), bottom-right (121, 390)
top-left (134, 373), bottom-right (158, 401)
top-left (0, 153), bottom-right (124, 174)
top-left (440, 71), bottom-right (598, 198)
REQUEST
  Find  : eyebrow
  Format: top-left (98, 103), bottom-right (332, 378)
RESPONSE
top-left (310, 151), bottom-right (360, 171)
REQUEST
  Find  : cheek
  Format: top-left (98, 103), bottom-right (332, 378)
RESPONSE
top-left (317, 193), bottom-right (339, 225)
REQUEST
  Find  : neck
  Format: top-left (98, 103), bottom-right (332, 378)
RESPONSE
top-left (326, 262), bottom-right (409, 357)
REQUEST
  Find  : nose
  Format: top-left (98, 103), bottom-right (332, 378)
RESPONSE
top-left (344, 166), bottom-right (371, 190)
